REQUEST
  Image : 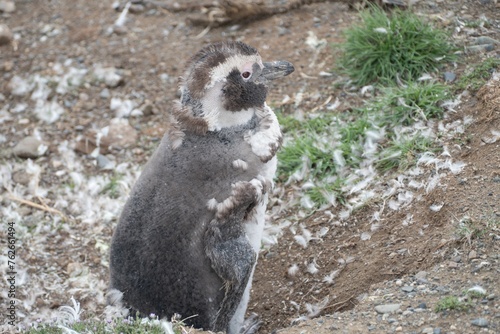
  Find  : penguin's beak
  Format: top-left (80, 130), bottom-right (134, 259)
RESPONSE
top-left (260, 61), bottom-right (295, 81)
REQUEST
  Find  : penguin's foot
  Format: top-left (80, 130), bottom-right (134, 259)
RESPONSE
top-left (239, 313), bottom-right (262, 334)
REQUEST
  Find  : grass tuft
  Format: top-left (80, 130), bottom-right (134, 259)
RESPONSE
top-left (100, 173), bottom-right (123, 199)
top-left (376, 135), bottom-right (435, 172)
top-left (434, 296), bottom-right (470, 312)
top-left (455, 57), bottom-right (500, 91)
top-left (377, 82), bottom-right (450, 126)
top-left (339, 6), bottom-right (455, 86)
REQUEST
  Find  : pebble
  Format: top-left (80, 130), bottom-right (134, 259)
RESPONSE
top-left (402, 286), bottom-right (414, 293)
top-left (141, 101), bottom-right (154, 116)
top-left (375, 304), bottom-right (401, 314)
top-left (0, 0), bottom-right (15, 13)
top-left (465, 44), bottom-right (495, 53)
top-left (96, 154), bottom-right (115, 170)
top-left (415, 271), bottom-right (427, 280)
top-left (421, 328), bottom-right (433, 334)
top-left (471, 318), bottom-right (489, 327)
top-left (12, 170), bottom-right (30, 185)
top-left (473, 36), bottom-right (499, 45)
top-left (66, 262), bottom-right (83, 277)
top-left (129, 4), bottom-right (145, 13)
top-left (100, 88), bottom-right (110, 99)
top-left (417, 302), bottom-right (427, 309)
top-left (101, 119), bottom-right (138, 149)
top-left (433, 328), bottom-right (441, 334)
top-left (0, 23), bottom-right (13, 46)
top-left (13, 136), bottom-right (47, 158)
top-left (2, 60), bottom-right (13, 71)
top-left (468, 250), bottom-right (477, 260)
top-left (74, 136), bottom-right (97, 155)
top-left (443, 72), bottom-right (456, 82)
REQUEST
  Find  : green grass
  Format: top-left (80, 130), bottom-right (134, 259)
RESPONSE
top-left (434, 296), bottom-right (471, 312)
top-left (278, 136), bottom-right (336, 180)
top-left (276, 5), bottom-right (457, 210)
top-left (376, 135), bottom-right (436, 172)
top-left (338, 6), bottom-right (455, 86)
top-left (306, 179), bottom-right (346, 207)
top-left (276, 110), bottom-right (336, 134)
top-left (455, 57), bottom-right (500, 91)
top-left (338, 114), bottom-right (371, 165)
top-left (376, 82), bottom-right (450, 126)
top-left (25, 316), bottom-right (181, 334)
top-left (466, 289), bottom-right (487, 299)
top-left (100, 173), bottom-right (123, 199)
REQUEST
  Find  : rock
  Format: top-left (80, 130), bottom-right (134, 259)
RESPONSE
top-left (13, 137), bottom-right (47, 158)
top-left (129, 4), bottom-right (145, 13)
top-left (100, 88), bottom-right (110, 99)
top-left (93, 66), bottom-right (124, 88)
top-left (112, 25), bottom-right (127, 35)
top-left (12, 170), bottom-right (30, 185)
top-left (101, 118), bottom-right (138, 150)
top-left (465, 44), bottom-right (495, 54)
top-left (374, 304), bottom-right (401, 314)
top-left (443, 72), bottom-right (456, 82)
top-left (448, 261), bottom-right (459, 268)
top-left (0, 23), bottom-right (13, 47)
top-left (473, 36), bottom-right (499, 45)
top-left (96, 154), bottom-right (115, 170)
top-left (471, 318), bottom-right (489, 328)
top-left (402, 286), bottom-right (414, 292)
top-left (468, 250), bottom-right (478, 260)
top-left (421, 328), bottom-right (433, 334)
top-left (2, 60), bottom-right (13, 71)
top-left (417, 302), bottom-right (427, 309)
top-left (141, 101), bottom-right (154, 116)
top-left (75, 136), bottom-right (97, 155)
top-left (0, 1), bottom-right (15, 13)
top-left (66, 262), bottom-right (84, 277)
top-left (415, 271), bottom-right (427, 280)
top-left (433, 328), bottom-right (441, 334)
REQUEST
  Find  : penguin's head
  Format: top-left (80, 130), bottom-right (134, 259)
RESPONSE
top-left (177, 41), bottom-right (294, 132)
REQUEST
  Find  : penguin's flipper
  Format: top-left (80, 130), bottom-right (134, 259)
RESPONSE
top-left (205, 180), bottom-right (263, 331)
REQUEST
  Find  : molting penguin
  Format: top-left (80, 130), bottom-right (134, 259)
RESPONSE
top-left (108, 41), bottom-right (294, 334)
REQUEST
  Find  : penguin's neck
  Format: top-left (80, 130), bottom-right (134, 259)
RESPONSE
top-left (199, 82), bottom-right (256, 132)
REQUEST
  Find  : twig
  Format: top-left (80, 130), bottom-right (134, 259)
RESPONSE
top-left (7, 194), bottom-right (70, 221)
top-left (322, 294), bottom-right (356, 313)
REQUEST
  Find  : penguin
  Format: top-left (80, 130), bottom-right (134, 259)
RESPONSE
top-left (108, 41), bottom-right (294, 334)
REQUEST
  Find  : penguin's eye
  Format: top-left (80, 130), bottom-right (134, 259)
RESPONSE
top-left (241, 71), bottom-right (251, 79)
